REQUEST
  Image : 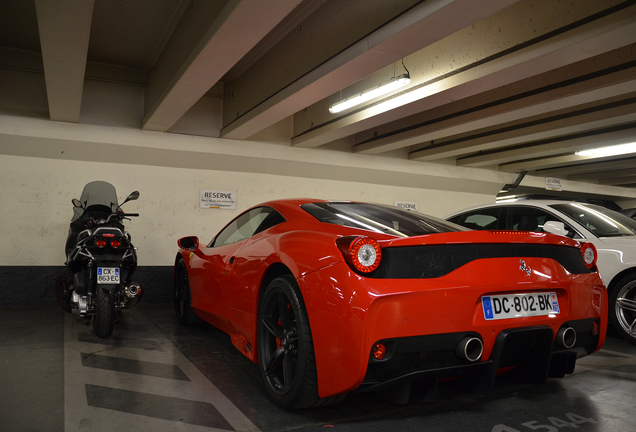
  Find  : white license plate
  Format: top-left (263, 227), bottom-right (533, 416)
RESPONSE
top-left (97, 267), bottom-right (120, 284)
top-left (481, 292), bottom-right (560, 320)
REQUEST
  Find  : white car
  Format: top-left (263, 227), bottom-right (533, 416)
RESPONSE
top-left (446, 200), bottom-right (636, 345)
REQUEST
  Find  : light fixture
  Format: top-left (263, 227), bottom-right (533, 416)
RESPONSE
top-left (575, 142), bottom-right (636, 158)
top-left (329, 74), bottom-right (410, 114)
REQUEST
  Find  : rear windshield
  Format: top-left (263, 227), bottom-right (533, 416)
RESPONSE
top-left (550, 203), bottom-right (636, 238)
top-left (301, 202), bottom-right (467, 237)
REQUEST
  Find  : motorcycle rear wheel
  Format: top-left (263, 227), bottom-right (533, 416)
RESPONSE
top-left (93, 287), bottom-right (115, 338)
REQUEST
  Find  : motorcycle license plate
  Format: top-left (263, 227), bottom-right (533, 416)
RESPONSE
top-left (481, 292), bottom-right (560, 320)
top-left (97, 267), bottom-right (120, 284)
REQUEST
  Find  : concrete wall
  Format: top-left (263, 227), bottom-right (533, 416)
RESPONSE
top-left (0, 117), bottom-right (506, 307)
top-left (4, 113), bottom-right (636, 307)
top-left (0, 152), bottom-right (495, 268)
top-left (2, 62), bottom-right (635, 308)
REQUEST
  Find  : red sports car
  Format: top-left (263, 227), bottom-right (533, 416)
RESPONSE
top-left (174, 199), bottom-right (607, 408)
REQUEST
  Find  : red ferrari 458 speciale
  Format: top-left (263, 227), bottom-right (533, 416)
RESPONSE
top-left (174, 199), bottom-right (607, 408)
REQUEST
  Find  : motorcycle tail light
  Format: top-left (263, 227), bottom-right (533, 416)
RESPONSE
top-left (581, 243), bottom-right (597, 269)
top-left (110, 239), bottom-right (121, 248)
top-left (336, 236), bottom-right (382, 273)
top-left (95, 238), bottom-right (107, 248)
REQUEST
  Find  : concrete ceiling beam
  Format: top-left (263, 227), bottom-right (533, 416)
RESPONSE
top-left (598, 175), bottom-right (636, 186)
top-left (500, 152), bottom-right (636, 174)
top-left (568, 167), bottom-right (636, 181)
top-left (34, 0), bottom-right (94, 123)
top-left (299, 2), bottom-right (636, 151)
top-left (364, 72), bottom-right (636, 159)
top-left (353, 57), bottom-right (636, 155)
top-left (142, 0), bottom-right (301, 132)
top-left (536, 157), bottom-right (636, 178)
top-left (220, 0), bottom-right (518, 141)
top-left (456, 125), bottom-right (636, 167)
top-left (409, 98), bottom-right (636, 161)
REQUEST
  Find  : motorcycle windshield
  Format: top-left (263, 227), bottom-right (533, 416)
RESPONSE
top-left (72, 181), bottom-right (119, 222)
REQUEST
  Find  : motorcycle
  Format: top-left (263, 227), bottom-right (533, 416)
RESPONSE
top-left (56, 181), bottom-right (142, 338)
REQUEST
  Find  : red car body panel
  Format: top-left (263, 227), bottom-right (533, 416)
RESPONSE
top-left (300, 257), bottom-right (606, 396)
top-left (176, 199), bottom-right (607, 399)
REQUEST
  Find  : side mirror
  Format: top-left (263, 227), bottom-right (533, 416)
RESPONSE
top-left (543, 221), bottom-right (569, 237)
top-left (120, 191), bottom-right (140, 206)
top-left (72, 198), bottom-right (83, 208)
top-left (178, 236), bottom-right (199, 251)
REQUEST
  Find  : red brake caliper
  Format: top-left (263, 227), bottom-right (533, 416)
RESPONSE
top-left (275, 303), bottom-right (293, 350)
top-left (276, 317), bottom-right (283, 350)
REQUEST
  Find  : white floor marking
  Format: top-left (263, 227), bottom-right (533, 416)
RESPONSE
top-left (64, 309), bottom-right (260, 432)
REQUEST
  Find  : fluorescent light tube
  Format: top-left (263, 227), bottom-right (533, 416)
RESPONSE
top-left (329, 74), bottom-right (410, 114)
top-left (576, 142), bottom-right (636, 157)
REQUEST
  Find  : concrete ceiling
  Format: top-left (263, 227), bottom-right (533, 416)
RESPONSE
top-left (2, 0), bottom-right (636, 198)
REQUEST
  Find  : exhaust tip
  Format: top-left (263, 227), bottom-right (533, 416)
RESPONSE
top-left (456, 336), bottom-right (483, 362)
top-left (556, 326), bottom-right (576, 349)
top-left (125, 283), bottom-right (141, 298)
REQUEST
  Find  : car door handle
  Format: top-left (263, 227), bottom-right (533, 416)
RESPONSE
top-left (229, 256), bottom-right (235, 264)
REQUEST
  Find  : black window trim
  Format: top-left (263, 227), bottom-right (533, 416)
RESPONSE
top-left (501, 205), bottom-right (585, 239)
top-left (208, 206), bottom-right (287, 248)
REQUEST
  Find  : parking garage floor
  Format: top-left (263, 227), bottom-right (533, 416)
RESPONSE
top-left (2, 303), bottom-right (636, 432)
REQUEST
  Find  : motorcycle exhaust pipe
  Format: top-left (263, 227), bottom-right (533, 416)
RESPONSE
top-left (124, 282), bottom-right (141, 298)
top-left (555, 326), bottom-right (576, 349)
top-left (123, 283), bottom-right (142, 308)
top-left (455, 336), bottom-right (483, 362)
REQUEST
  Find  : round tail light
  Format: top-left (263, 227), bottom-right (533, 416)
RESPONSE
top-left (581, 243), bottom-right (597, 269)
top-left (110, 239), bottom-right (121, 248)
top-left (95, 238), bottom-right (107, 248)
top-left (337, 236), bottom-right (382, 273)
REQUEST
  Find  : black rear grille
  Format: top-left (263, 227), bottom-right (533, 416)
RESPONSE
top-left (368, 243), bottom-right (591, 279)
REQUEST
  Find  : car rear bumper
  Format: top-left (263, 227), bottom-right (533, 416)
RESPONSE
top-left (299, 258), bottom-right (607, 399)
top-left (356, 319), bottom-right (599, 403)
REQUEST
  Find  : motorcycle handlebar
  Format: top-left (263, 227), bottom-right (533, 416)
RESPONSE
top-left (82, 212), bottom-right (140, 227)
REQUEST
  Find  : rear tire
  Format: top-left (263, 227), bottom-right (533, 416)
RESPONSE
top-left (93, 287), bottom-right (115, 338)
top-left (174, 260), bottom-right (199, 325)
top-left (609, 273), bottom-right (636, 345)
top-left (257, 275), bottom-right (344, 408)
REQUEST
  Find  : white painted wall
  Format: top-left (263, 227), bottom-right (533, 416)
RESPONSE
top-left (0, 149), bottom-right (495, 267)
top-left (2, 66), bottom-right (634, 271)
top-left (4, 112), bottom-right (636, 268)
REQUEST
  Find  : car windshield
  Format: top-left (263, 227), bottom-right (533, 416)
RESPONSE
top-left (301, 202), bottom-right (467, 237)
top-left (550, 203), bottom-right (636, 238)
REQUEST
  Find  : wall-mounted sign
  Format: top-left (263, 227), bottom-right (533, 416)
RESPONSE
top-left (200, 190), bottom-right (236, 209)
top-left (394, 201), bottom-right (419, 212)
top-left (545, 178), bottom-right (562, 191)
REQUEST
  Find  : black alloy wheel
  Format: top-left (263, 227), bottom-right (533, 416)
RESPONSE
top-left (174, 260), bottom-right (199, 325)
top-left (257, 275), bottom-right (328, 409)
top-left (610, 273), bottom-right (636, 345)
